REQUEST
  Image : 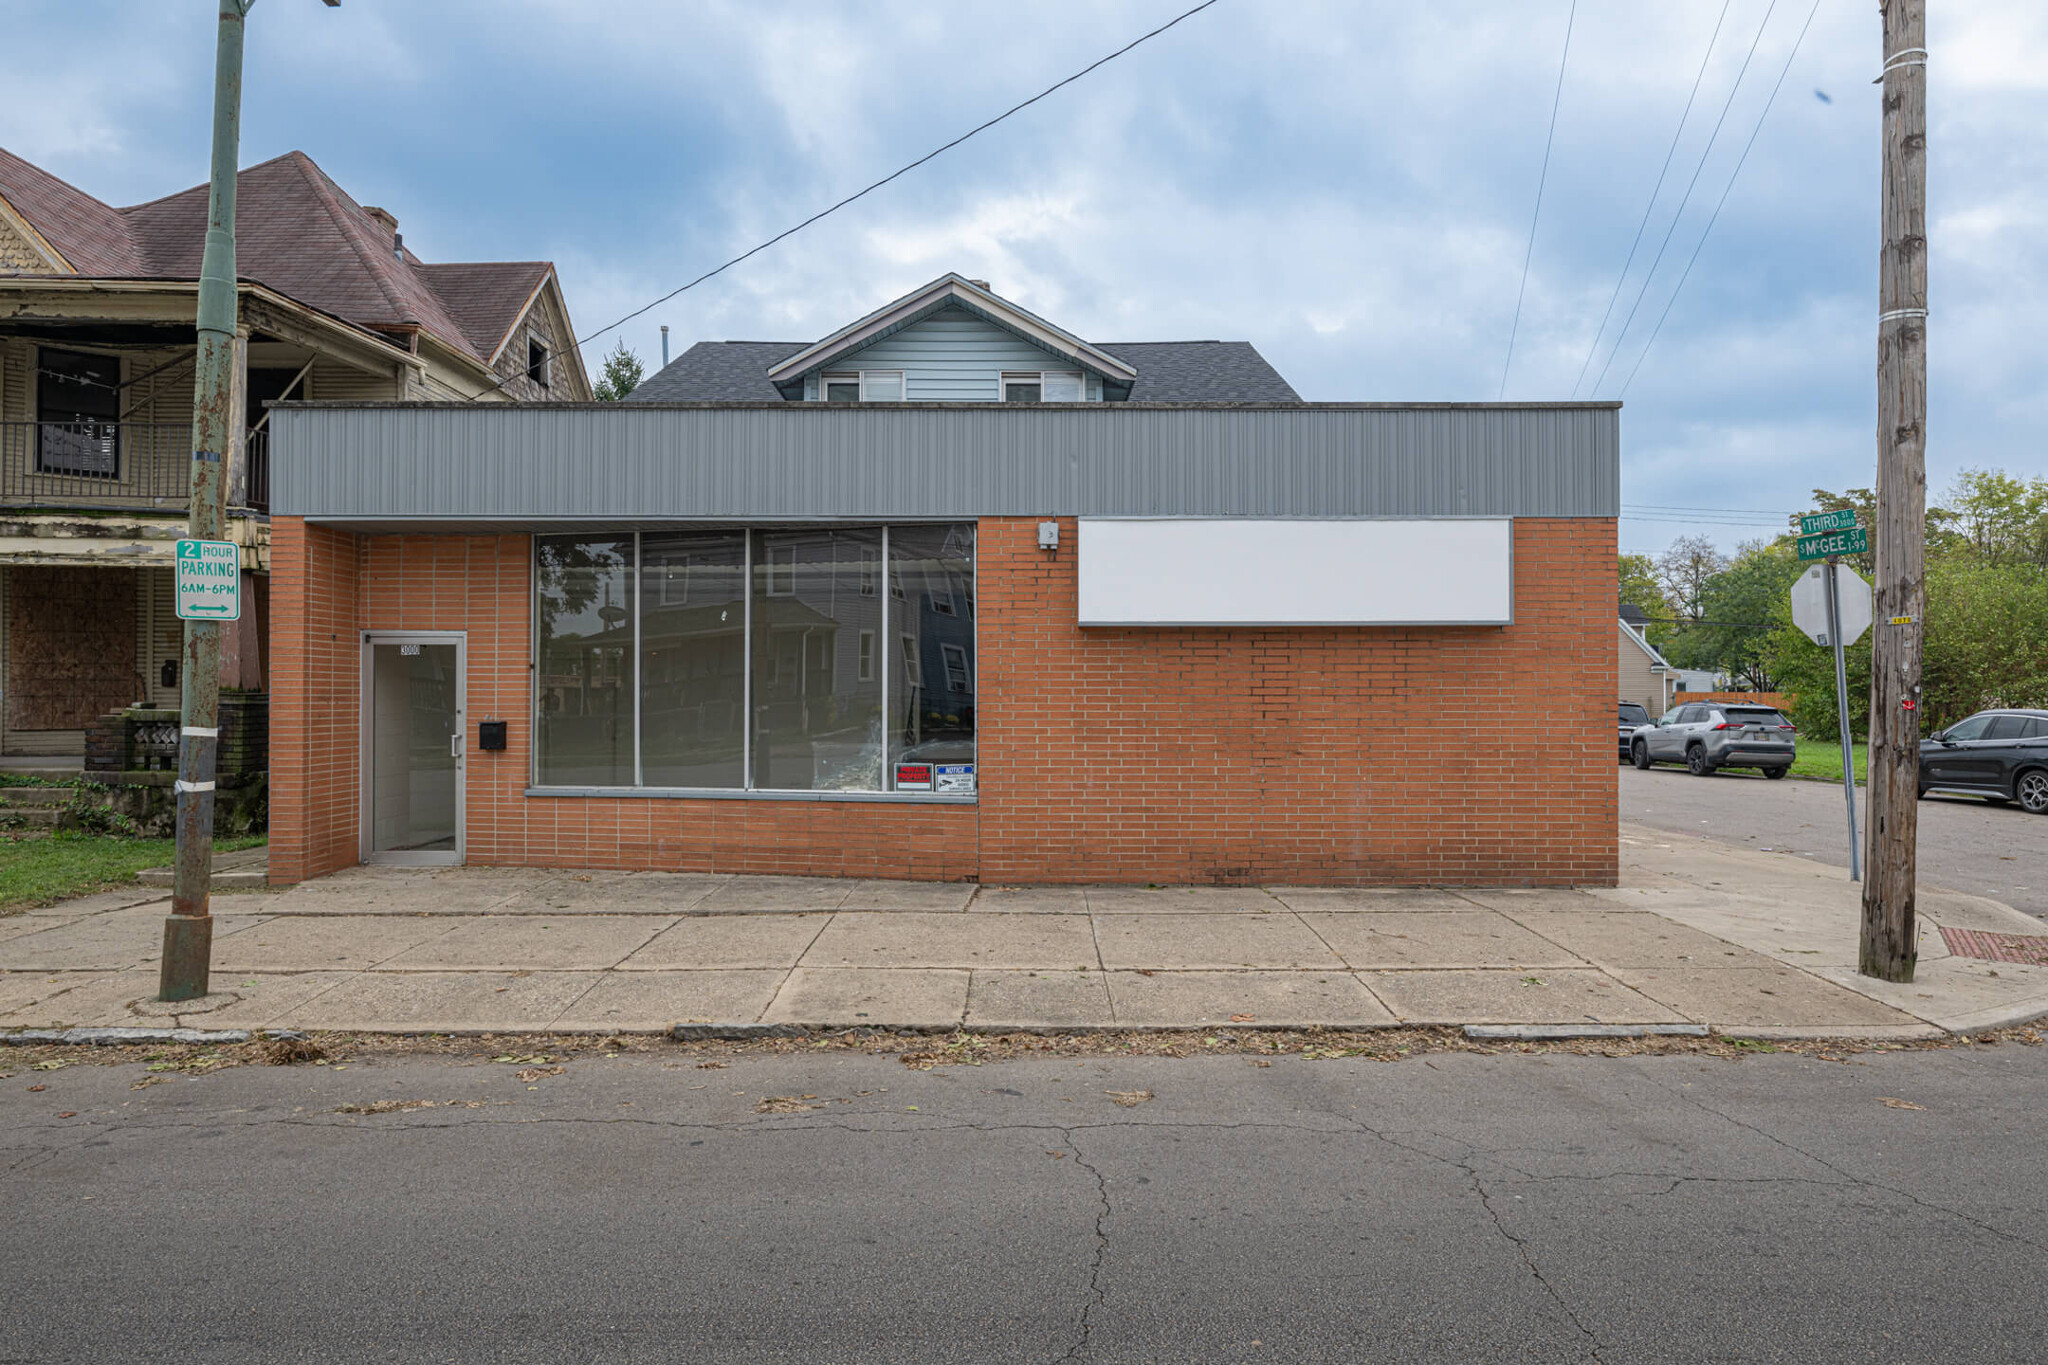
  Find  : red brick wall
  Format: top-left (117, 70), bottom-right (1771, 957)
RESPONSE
top-left (268, 515), bottom-right (1617, 888)
top-left (976, 517), bottom-right (1615, 886)
top-left (269, 519), bottom-right (364, 884)
top-left (4, 566), bottom-right (135, 730)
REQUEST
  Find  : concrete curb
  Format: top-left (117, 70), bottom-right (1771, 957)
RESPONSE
top-left (1463, 1024), bottom-right (1709, 1041)
top-left (1, 1026), bottom-right (306, 1046)
top-left (1711, 1023), bottom-right (1946, 1042)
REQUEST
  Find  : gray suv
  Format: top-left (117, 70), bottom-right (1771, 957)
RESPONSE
top-left (1630, 702), bottom-right (1796, 777)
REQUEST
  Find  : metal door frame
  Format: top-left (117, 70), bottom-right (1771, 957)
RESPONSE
top-left (360, 630), bottom-right (467, 866)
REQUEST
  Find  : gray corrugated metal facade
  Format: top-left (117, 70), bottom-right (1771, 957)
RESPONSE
top-left (272, 402), bottom-right (1620, 528)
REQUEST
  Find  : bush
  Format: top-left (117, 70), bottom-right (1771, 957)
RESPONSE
top-left (1766, 559), bottom-right (2048, 738)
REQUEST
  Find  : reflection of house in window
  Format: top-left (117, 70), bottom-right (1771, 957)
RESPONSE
top-left (930, 574), bottom-right (955, 615)
top-left (900, 634), bottom-right (919, 686)
top-left (766, 544), bottom-right (796, 596)
top-left (859, 547), bottom-right (878, 596)
top-left (941, 643), bottom-right (970, 693)
top-left (36, 348), bottom-right (121, 478)
top-left (658, 554), bottom-right (690, 605)
top-left (858, 630), bottom-right (875, 682)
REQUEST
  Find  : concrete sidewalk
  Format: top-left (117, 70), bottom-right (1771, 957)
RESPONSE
top-left (4, 825), bottom-right (2046, 1039)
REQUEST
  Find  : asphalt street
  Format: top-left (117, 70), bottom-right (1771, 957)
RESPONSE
top-left (1621, 763), bottom-right (2048, 924)
top-left (5, 1043), bottom-right (2046, 1363)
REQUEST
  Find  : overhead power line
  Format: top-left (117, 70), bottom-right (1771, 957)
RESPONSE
top-left (1499, 0), bottom-right (1577, 401)
top-left (1617, 0), bottom-right (1823, 399)
top-left (1587, 0), bottom-right (1781, 397)
top-left (1570, 1), bottom-right (1731, 399)
top-left (467, 0), bottom-right (1224, 400)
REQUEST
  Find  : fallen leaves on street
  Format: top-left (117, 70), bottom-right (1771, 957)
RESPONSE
top-left (334, 1099), bottom-right (437, 1115)
top-left (1879, 1096), bottom-right (1926, 1110)
top-left (515, 1066), bottom-right (565, 1082)
top-left (1105, 1089), bottom-right (1154, 1107)
top-left (755, 1095), bottom-right (820, 1114)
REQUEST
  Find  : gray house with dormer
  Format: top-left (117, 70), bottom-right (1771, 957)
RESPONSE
top-left (629, 274), bottom-right (1300, 405)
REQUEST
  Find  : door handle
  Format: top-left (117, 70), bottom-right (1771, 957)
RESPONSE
top-left (450, 732), bottom-right (462, 758)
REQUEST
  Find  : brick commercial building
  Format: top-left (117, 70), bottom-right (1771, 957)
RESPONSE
top-left (265, 276), bottom-right (1621, 888)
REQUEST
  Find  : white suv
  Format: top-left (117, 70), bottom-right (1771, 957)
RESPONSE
top-left (1630, 702), bottom-right (1797, 778)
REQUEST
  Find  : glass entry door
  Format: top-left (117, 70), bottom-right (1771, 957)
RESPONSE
top-left (363, 634), bottom-right (464, 865)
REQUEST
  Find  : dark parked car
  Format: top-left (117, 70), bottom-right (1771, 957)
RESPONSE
top-left (1919, 708), bottom-right (2048, 813)
top-left (1618, 701), bottom-right (1652, 760)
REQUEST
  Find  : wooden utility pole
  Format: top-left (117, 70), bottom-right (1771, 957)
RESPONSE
top-left (159, 0), bottom-right (251, 1001)
top-left (1861, 0), bottom-right (1927, 982)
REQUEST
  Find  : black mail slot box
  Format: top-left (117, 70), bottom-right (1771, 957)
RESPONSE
top-left (477, 721), bottom-right (508, 752)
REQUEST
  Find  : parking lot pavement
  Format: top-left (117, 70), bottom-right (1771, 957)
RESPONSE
top-left (1620, 763), bottom-right (2048, 925)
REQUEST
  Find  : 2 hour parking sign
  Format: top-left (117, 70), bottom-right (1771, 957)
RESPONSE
top-left (174, 539), bottom-right (240, 621)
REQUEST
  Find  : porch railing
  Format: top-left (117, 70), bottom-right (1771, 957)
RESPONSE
top-left (1, 422), bottom-right (269, 514)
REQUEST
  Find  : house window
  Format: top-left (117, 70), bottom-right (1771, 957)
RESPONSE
top-left (537, 525), bottom-right (976, 796)
top-left (35, 348), bottom-right (120, 478)
top-left (1004, 370), bottom-right (1083, 403)
top-left (941, 643), bottom-right (971, 693)
top-left (765, 544), bottom-right (797, 596)
top-left (821, 371), bottom-right (904, 402)
top-left (527, 337), bottom-right (551, 388)
top-left (657, 554), bottom-right (691, 606)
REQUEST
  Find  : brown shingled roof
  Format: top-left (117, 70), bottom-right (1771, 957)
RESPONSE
top-left (0, 147), bottom-right (560, 367)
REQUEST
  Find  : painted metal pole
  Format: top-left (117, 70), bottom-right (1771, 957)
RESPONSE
top-left (160, 0), bottom-right (253, 1002)
top-left (1824, 560), bottom-right (1861, 882)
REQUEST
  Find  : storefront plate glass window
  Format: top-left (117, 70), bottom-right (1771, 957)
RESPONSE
top-left (533, 526), bottom-right (974, 797)
top-left (535, 536), bottom-right (633, 786)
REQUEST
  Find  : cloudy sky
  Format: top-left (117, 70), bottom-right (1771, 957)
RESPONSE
top-left (7, 1), bottom-right (2043, 556)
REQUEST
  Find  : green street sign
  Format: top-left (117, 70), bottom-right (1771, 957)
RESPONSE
top-left (1798, 526), bottom-right (1868, 561)
top-left (175, 538), bottom-right (241, 620)
top-left (1798, 508), bottom-right (1861, 535)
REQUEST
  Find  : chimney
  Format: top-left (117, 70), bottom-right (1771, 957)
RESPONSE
top-left (364, 205), bottom-right (398, 236)
top-left (965, 279), bottom-right (991, 291)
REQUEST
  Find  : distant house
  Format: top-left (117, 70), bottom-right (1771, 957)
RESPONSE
top-left (0, 147), bottom-right (589, 759)
top-left (629, 272), bottom-right (1301, 403)
top-left (1619, 609), bottom-right (1676, 715)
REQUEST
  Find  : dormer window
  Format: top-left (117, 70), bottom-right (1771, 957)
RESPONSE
top-left (1005, 371), bottom-right (1083, 403)
top-left (821, 371), bottom-right (904, 403)
top-left (527, 337), bottom-right (552, 389)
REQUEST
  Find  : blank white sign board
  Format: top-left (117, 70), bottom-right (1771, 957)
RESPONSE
top-left (1077, 518), bottom-right (1513, 626)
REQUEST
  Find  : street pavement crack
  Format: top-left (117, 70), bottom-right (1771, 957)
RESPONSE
top-left (1639, 1076), bottom-right (2048, 1254)
top-left (1055, 1127), bottom-right (1112, 1364)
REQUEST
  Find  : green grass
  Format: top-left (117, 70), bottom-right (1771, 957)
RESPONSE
top-left (1786, 741), bottom-right (1868, 785)
top-left (0, 834), bottom-right (266, 914)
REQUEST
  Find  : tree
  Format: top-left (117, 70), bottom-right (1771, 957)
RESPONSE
top-left (1618, 553), bottom-right (1673, 647)
top-left (1661, 539), bottom-right (1799, 685)
top-left (1932, 468), bottom-right (2048, 568)
top-left (1655, 535), bottom-right (1727, 622)
top-left (593, 341), bottom-right (646, 401)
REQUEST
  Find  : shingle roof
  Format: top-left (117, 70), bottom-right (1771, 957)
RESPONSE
top-left (1094, 341), bottom-right (1300, 402)
top-left (631, 341), bottom-right (806, 401)
top-left (0, 147), bottom-right (558, 367)
top-left (629, 338), bottom-right (1299, 403)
